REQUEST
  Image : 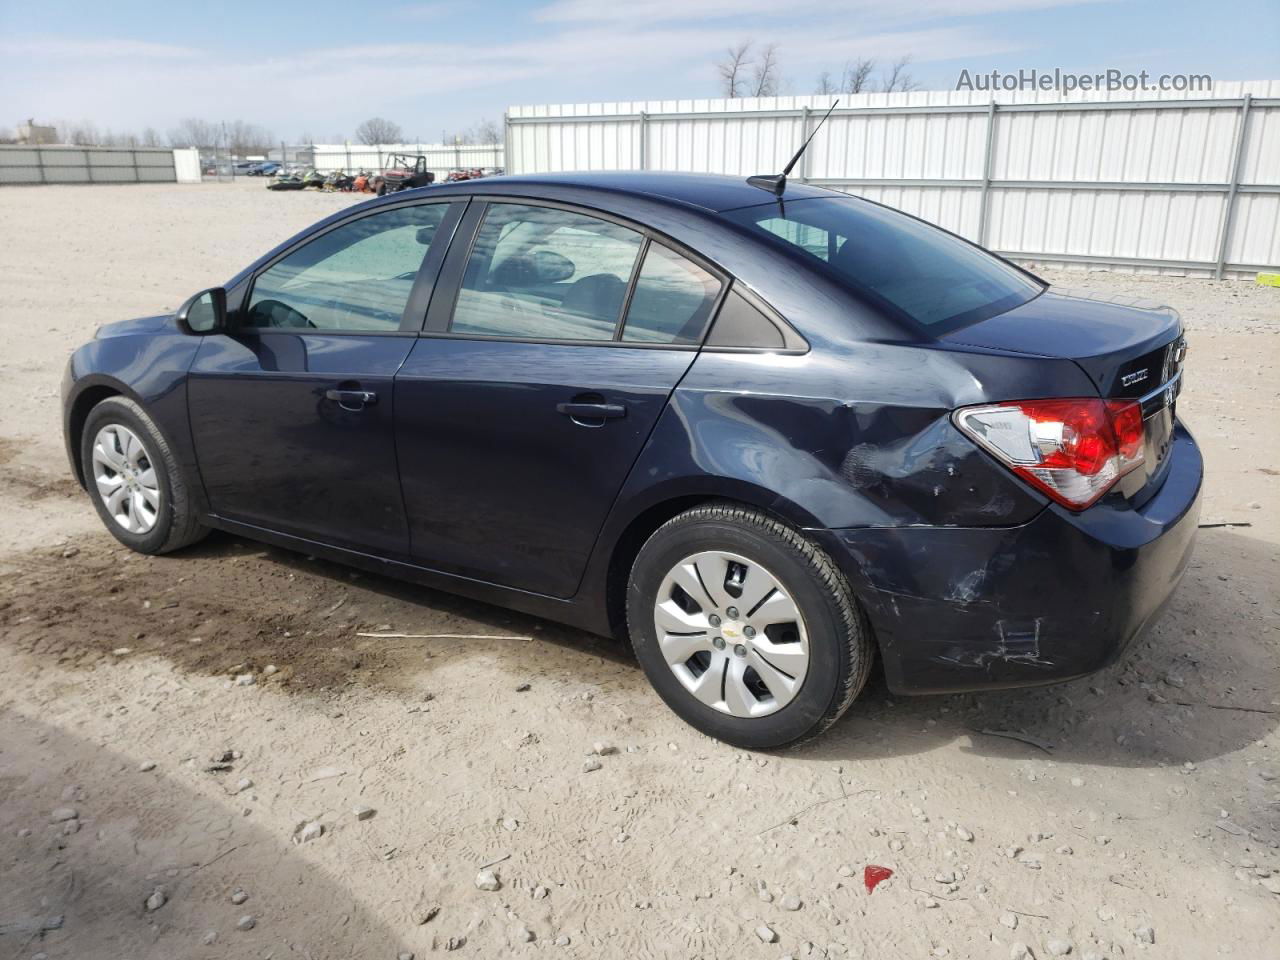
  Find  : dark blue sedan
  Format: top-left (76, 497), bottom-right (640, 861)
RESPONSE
top-left (61, 172), bottom-right (1201, 748)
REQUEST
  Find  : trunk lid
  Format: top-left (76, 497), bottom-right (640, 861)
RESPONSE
top-left (945, 287), bottom-right (1187, 503)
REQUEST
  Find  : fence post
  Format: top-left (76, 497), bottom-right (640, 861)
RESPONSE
top-left (35, 145), bottom-right (46, 184)
top-left (638, 111), bottom-right (648, 170)
top-left (130, 149), bottom-right (139, 183)
top-left (977, 100), bottom-right (998, 246)
top-left (345, 142), bottom-right (351, 174)
top-left (85, 149), bottom-right (94, 184)
top-left (1215, 94), bottom-right (1253, 280)
top-left (798, 105), bottom-right (812, 182)
top-left (503, 111), bottom-right (513, 174)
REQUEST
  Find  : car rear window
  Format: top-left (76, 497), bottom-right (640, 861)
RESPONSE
top-left (723, 197), bottom-right (1042, 333)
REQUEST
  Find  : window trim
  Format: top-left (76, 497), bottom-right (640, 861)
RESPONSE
top-left (422, 196), bottom-right (732, 351)
top-left (233, 197), bottom-right (466, 337)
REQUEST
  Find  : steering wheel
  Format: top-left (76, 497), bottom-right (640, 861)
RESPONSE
top-left (250, 299), bottom-right (315, 329)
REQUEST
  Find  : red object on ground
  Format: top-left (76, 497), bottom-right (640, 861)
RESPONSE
top-left (864, 865), bottom-right (893, 893)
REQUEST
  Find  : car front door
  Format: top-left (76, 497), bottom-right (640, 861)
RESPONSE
top-left (187, 199), bottom-right (463, 556)
top-left (395, 200), bottom-right (726, 597)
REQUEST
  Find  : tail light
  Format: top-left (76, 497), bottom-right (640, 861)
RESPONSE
top-left (954, 398), bottom-right (1145, 510)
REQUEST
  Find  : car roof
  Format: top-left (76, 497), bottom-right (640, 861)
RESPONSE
top-left (417, 171), bottom-right (843, 214)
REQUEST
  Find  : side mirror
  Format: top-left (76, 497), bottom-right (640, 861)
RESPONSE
top-left (176, 287), bottom-right (227, 335)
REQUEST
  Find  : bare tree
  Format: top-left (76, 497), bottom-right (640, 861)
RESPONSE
top-left (815, 71), bottom-right (838, 95)
top-left (749, 43), bottom-right (781, 97)
top-left (0, 127), bottom-right (16, 144)
top-left (882, 56), bottom-right (919, 93)
top-left (168, 118), bottom-right (218, 148)
top-left (64, 120), bottom-right (102, 146)
top-left (224, 120), bottom-right (274, 155)
top-left (473, 119), bottom-right (502, 146)
top-left (717, 41), bottom-right (753, 98)
top-left (842, 58), bottom-right (876, 94)
top-left (355, 117), bottom-right (403, 146)
top-left (140, 127), bottom-right (162, 147)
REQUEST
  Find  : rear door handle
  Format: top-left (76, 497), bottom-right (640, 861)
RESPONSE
top-left (556, 401), bottom-right (626, 421)
top-left (325, 388), bottom-right (378, 410)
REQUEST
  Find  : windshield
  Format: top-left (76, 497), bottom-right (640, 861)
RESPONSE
top-left (723, 197), bottom-right (1043, 334)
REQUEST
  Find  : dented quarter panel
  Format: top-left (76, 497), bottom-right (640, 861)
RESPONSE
top-left (810, 423), bottom-right (1203, 694)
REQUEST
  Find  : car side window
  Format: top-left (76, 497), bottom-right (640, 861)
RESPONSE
top-left (246, 204), bottom-right (449, 332)
top-left (449, 203), bottom-right (643, 341)
top-left (621, 243), bottom-right (722, 345)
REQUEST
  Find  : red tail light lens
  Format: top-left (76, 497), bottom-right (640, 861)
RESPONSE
top-left (954, 398), bottom-right (1146, 509)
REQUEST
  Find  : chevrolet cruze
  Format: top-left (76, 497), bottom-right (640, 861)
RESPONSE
top-left (62, 172), bottom-right (1201, 748)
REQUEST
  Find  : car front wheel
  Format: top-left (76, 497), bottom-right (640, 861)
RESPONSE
top-left (79, 396), bottom-right (208, 555)
top-left (626, 503), bottom-right (873, 749)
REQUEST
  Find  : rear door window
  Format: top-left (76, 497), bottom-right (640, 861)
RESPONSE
top-left (621, 243), bottom-right (723, 345)
top-left (449, 203), bottom-right (643, 341)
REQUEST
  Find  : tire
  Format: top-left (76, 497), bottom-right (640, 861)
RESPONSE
top-left (79, 396), bottom-right (208, 555)
top-left (626, 503), bottom-right (873, 749)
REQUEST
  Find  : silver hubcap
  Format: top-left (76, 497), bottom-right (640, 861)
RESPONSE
top-left (653, 550), bottom-right (809, 718)
top-left (91, 424), bottom-right (161, 534)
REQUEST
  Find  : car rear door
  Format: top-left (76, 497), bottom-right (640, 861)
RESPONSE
top-left (394, 199), bottom-right (727, 598)
top-left (186, 198), bottom-right (464, 556)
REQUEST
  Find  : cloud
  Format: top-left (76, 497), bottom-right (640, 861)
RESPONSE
top-left (391, 2), bottom-right (454, 20)
top-left (0, 0), bottom-right (1041, 137)
top-left (0, 36), bottom-right (199, 59)
top-left (538, 0), bottom-right (1107, 23)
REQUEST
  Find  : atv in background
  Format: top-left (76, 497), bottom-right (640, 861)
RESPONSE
top-left (373, 154), bottom-right (434, 195)
top-left (266, 171), bottom-right (305, 191)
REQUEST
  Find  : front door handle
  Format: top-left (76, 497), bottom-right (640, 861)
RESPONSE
top-left (325, 388), bottom-right (378, 411)
top-left (556, 401), bottom-right (626, 421)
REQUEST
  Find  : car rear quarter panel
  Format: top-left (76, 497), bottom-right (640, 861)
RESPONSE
top-left (584, 336), bottom-right (1100, 622)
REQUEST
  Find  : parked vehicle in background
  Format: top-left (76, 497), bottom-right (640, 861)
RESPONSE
top-left (232, 161), bottom-right (256, 175)
top-left (323, 171), bottom-right (355, 192)
top-left (249, 162), bottom-right (281, 177)
top-left (60, 171), bottom-right (1200, 748)
top-left (265, 171), bottom-right (304, 191)
top-left (446, 167), bottom-right (487, 182)
top-left (374, 155), bottom-right (434, 195)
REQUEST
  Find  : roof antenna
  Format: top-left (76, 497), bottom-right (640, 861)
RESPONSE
top-left (747, 99), bottom-right (839, 198)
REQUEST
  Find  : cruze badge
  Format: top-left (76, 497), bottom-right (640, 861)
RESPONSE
top-left (1121, 369), bottom-right (1149, 388)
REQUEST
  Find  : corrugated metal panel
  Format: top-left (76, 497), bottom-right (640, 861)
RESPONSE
top-left (0, 146), bottom-right (177, 185)
top-left (507, 83), bottom-right (1280, 277)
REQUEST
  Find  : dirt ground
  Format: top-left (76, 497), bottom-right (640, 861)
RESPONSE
top-left (1, 181), bottom-right (1277, 960)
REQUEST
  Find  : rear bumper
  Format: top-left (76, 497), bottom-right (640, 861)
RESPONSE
top-left (814, 422), bottom-right (1203, 695)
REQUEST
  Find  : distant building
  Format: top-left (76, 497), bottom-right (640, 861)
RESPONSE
top-left (17, 118), bottom-right (57, 145)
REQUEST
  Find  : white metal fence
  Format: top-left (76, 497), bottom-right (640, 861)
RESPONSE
top-left (307, 142), bottom-right (504, 179)
top-left (0, 145), bottom-right (178, 185)
top-left (506, 82), bottom-right (1280, 279)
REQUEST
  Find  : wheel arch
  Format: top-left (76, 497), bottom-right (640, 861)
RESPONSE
top-left (65, 377), bottom-right (137, 488)
top-left (598, 480), bottom-right (824, 642)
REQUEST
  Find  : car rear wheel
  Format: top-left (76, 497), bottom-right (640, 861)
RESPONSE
top-left (80, 396), bottom-right (208, 555)
top-left (626, 503), bottom-right (873, 749)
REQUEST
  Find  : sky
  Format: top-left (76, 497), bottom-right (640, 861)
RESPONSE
top-left (1, 0), bottom-right (1276, 144)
